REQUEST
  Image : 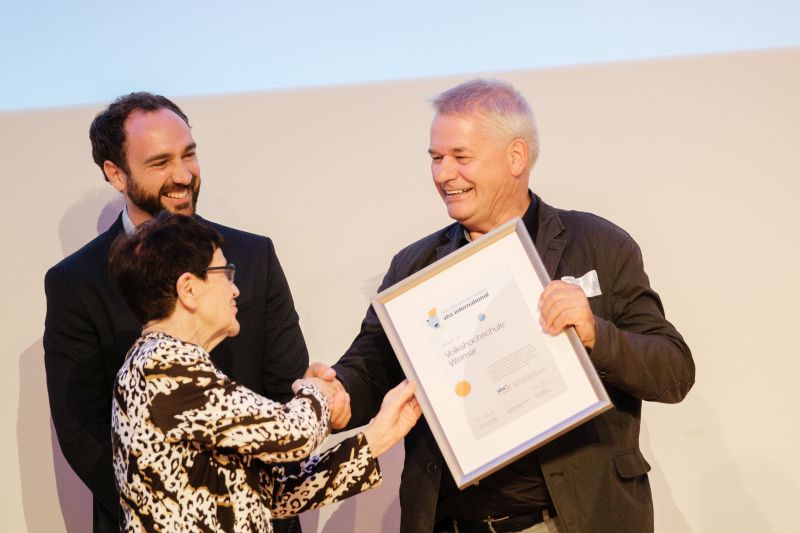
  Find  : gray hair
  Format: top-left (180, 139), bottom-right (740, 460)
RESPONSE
top-left (431, 79), bottom-right (539, 169)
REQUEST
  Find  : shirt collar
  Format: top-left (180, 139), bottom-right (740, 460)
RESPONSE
top-left (121, 207), bottom-right (136, 236)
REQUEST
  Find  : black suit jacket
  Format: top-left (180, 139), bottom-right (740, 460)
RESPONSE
top-left (44, 214), bottom-right (309, 531)
top-left (334, 195), bottom-right (695, 533)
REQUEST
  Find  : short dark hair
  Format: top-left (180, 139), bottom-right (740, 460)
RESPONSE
top-left (89, 92), bottom-right (190, 180)
top-left (109, 213), bottom-right (224, 323)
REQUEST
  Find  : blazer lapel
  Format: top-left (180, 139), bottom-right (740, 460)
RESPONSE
top-left (431, 202), bottom-right (565, 279)
top-left (435, 224), bottom-right (463, 260)
top-left (534, 197), bottom-right (566, 279)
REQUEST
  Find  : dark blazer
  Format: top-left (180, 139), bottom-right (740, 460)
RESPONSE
top-left (44, 214), bottom-right (309, 532)
top-left (334, 195), bottom-right (695, 533)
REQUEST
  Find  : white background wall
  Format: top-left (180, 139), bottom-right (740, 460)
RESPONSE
top-left (2, 3), bottom-right (799, 532)
top-left (2, 1), bottom-right (799, 111)
top-left (3, 47), bottom-right (798, 532)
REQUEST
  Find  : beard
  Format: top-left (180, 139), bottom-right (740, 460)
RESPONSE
top-left (126, 175), bottom-right (201, 218)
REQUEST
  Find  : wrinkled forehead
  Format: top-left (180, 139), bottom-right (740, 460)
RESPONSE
top-left (429, 112), bottom-right (502, 149)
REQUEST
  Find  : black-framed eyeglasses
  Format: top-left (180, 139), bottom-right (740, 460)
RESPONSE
top-left (203, 263), bottom-right (236, 284)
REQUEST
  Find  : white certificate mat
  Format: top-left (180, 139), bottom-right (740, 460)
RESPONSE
top-left (372, 218), bottom-right (611, 487)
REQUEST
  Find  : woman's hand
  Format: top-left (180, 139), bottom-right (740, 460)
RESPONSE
top-left (292, 377), bottom-right (349, 418)
top-left (362, 380), bottom-right (422, 457)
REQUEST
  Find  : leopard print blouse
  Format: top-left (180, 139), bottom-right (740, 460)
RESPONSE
top-left (112, 331), bottom-right (381, 532)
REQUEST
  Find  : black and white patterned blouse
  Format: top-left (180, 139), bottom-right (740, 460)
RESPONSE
top-left (112, 331), bottom-right (381, 532)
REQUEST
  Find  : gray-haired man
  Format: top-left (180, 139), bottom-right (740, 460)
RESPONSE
top-left (314, 79), bottom-right (694, 533)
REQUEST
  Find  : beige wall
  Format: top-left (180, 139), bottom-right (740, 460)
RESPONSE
top-left (3, 47), bottom-right (798, 531)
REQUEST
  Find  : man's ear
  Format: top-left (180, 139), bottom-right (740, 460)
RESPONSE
top-left (175, 272), bottom-right (200, 311)
top-left (104, 160), bottom-right (127, 193)
top-left (507, 138), bottom-right (529, 178)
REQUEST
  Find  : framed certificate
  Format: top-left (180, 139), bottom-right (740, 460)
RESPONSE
top-left (372, 218), bottom-right (611, 488)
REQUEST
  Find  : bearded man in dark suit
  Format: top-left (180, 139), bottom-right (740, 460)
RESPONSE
top-left (313, 79), bottom-right (695, 533)
top-left (44, 93), bottom-right (308, 533)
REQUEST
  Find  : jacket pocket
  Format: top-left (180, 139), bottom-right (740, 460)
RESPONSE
top-left (613, 449), bottom-right (651, 479)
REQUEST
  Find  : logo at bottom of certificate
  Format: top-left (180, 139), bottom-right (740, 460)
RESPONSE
top-left (455, 380), bottom-right (472, 397)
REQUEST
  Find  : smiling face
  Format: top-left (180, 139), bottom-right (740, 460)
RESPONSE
top-left (428, 113), bottom-right (531, 238)
top-left (105, 108), bottom-right (201, 226)
top-left (197, 248), bottom-right (241, 341)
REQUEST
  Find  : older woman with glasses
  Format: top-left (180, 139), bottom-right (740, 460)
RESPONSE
top-left (108, 214), bottom-right (421, 532)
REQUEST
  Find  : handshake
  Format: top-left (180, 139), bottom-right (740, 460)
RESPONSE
top-left (293, 363), bottom-right (421, 458)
